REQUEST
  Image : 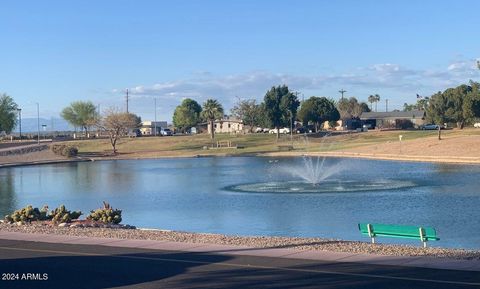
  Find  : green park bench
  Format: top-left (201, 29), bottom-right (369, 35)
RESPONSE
top-left (358, 223), bottom-right (440, 247)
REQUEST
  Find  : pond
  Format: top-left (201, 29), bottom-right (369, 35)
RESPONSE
top-left (1, 156), bottom-right (479, 249)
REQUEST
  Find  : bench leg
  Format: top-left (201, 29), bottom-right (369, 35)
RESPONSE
top-left (423, 241), bottom-right (427, 248)
top-left (371, 237), bottom-right (375, 244)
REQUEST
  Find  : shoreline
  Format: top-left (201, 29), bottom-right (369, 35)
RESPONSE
top-left (2, 149), bottom-right (480, 169)
top-left (1, 222), bottom-right (479, 260)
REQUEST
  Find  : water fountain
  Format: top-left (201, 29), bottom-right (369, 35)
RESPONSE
top-left (227, 132), bottom-right (416, 194)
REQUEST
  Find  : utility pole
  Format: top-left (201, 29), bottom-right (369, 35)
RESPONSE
top-left (36, 103), bottom-right (40, 144)
top-left (154, 98), bottom-right (157, 136)
top-left (338, 89), bottom-right (347, 101)
top-left (385, 99), bottom-right (389, 112)
top-left (125, 89), bottom-right (129, 113)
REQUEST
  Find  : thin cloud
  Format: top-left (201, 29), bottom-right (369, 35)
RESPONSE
top-left (112, 58), bottom-right (479, 120)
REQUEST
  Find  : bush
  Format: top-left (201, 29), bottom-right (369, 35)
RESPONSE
top-left (49, 205), bottom-right (82, 223)
top-left (87, 202), bottom-right (122, 224)
top-left (62, 146), bottom-right (78, 157)
top-left (395, 119), bottom-right (414, 129)
top-left (4, 205), bottom-right (49, 223)
top-left (51, 144), bottom-right (78, 157)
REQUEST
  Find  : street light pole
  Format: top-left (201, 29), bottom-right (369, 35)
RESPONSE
top-left (36, 103), bottom-right (40, 144)
top-left (154, 98), bottom-right (157, 136)
top-left (17, 108), bottom-right (22, 141)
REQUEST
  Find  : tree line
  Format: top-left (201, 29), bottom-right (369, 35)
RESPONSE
top-left (403, 81), bottom-right (480, 128)
top-left (172, 85), bottom-right (357, 139)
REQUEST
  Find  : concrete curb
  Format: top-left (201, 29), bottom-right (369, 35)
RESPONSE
top-left (1, 231), bottom-right (479, 272)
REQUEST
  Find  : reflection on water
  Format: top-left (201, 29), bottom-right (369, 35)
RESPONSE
top-left (0, 170), bottom-right (16, 214)
top-left (1, 157), bottom-right (480, 249)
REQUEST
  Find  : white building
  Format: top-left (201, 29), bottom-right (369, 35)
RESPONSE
top-left (140, 121), bottom-right (168, 135)
top-left (207, 116), bottom-right (244, 134)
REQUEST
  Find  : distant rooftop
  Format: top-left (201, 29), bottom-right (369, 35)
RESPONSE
top-left (360, 110), bottom-right (425, 119)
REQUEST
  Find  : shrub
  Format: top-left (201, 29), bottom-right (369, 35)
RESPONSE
top-left (395, 119), bottom-right (414, 129)
top-left (87, 201), bottom-right (122, 224)
top-left (51, 144), bottom-right (78, 157)
top-left (62, 146), bottom-right (78, 157)
top-left (49, 205), bottom-right (82, 223)
top-left (4, 205), bottom-right (49, 223)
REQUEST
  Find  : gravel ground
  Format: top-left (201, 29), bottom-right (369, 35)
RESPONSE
top-left (1, 222), bottom-right (479, 260)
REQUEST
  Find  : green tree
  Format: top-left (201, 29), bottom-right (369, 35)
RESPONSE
top-left (231, 99), bottom-right (262, 133)
top-left (368, 95), bottom-right (375, 111)
top-left (263, 85), bottom-right (298, 139)
top-left (298, 97), bottom-right (340, 132)
top-left (96, 109), bottom-right (141, 153)
top-left (256, 103), bottom-right (273, 129)
top-left (201, 99), bottom-right (224, 139)
top-left (427, 82), bottom-right (480, 128)
top-left (61, 101), bottom-right (98, 136)
top-left (0, 93), bottom-right (18, 134)
top-left (373, 94), bottom-right (381, 111)
top-left (280, 91), bottom-right (300, 134)
top-left (172, 98), bottom-right (202, 133)
top-left (337, 97), bottom-right (370, 120)
top-left (463, 81), bottom-right (480, 124)
top-left (403, 97), bottom-right (430, 112)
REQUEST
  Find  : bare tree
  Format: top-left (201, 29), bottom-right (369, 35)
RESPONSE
top-left (96, 109), bottom-right (141, 154)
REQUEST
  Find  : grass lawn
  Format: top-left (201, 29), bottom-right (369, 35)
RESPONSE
top-left (64, 128), bottom-right (480, 158)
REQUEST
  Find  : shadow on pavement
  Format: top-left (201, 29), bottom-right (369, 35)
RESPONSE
top-left (0, 251), bottom-right (230, 289)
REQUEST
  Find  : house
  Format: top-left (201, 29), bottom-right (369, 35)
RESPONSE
top-left (140, 121), bottom-right (168, 135)
top-left (359, 110), bottom-right (426, 129)
top-left (207, 116), bottom-right (244, 134)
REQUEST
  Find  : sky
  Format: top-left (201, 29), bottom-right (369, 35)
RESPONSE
top-left (1, 0), bottom-right (479, 122)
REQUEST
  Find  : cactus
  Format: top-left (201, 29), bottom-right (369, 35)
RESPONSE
top-left (87, 202), bottom-right (122, 224)
top-left (4, 205), bottom-right (81, 224)
top-left (49, 205), bottom-right (82, 224)
top-left (4, 205), bottom-right (50, 224)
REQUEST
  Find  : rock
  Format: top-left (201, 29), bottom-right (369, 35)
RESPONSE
top-left (58, 223), bottom-right (68, 227)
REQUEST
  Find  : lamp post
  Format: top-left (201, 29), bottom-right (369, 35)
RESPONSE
top-left (17, 108), bottom-right (22, 141)
top-left (36, 103), bottom-right (40, 144)
top-left (154, 98), bottom-right (157, 136)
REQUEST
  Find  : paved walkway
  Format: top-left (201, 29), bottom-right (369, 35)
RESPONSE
top-left (1, 231), bottom-right (479, 272)
top-left (1, 236), bottom-right (480, 289)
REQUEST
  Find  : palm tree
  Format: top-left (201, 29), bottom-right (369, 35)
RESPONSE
top-left (374, 94), bottom-right (381, 112)
top-left (368, 95), bottom-right (375, 111)
top-left (201, 99), bottom-right (224, 139)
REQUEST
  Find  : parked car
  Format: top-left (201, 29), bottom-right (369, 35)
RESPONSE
top-left (269, 128), bottom-right (290, 134)
top-left (160, 128), bottom-right (173, 136)
top-left (254, 127), bottom-right (263, 133)
top-left (474, 123), bottom-right (480, 128)
top-left (420, 124), bottom-right (440, 130)
top-left (295, 127), bottom-right (306, 134)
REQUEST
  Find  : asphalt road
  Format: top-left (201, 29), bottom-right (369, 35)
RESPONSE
top-left (0, 239), bottom-right (478, 289)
